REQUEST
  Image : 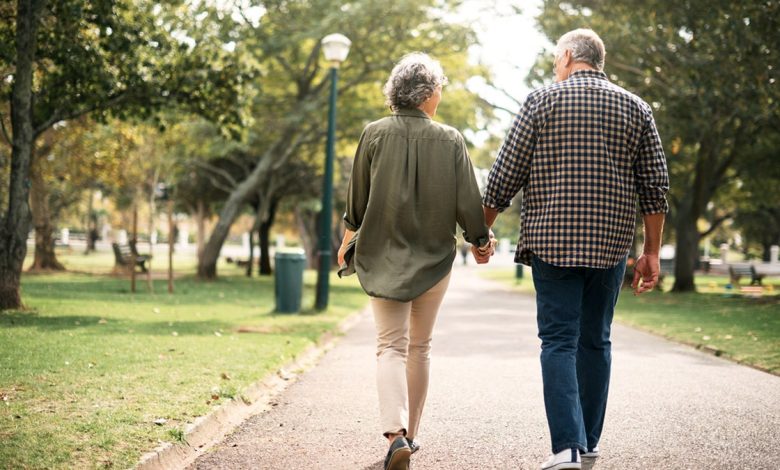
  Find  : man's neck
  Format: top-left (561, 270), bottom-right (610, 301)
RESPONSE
top-left (568, 63), bottom-right (598, 77)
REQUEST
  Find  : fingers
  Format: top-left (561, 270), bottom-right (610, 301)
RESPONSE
top-left (634, 272), bottom-right (658, 295)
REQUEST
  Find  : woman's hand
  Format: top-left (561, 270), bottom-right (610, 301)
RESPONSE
top-left (338, 229), bottom-right (356, 266)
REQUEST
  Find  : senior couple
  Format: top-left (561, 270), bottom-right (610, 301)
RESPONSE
top-left (338, 28), bottom-right (669, 470)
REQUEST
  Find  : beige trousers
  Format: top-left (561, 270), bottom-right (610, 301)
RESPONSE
top-left (371, 272), bottom-right (451, 439)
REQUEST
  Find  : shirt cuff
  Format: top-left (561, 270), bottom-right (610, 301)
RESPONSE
top-left (482, 194), bottom-right (509, 213)
top-left (638, 197), bottom-right (669, 215)
top-left (343, 214), bottom-right (360, 231)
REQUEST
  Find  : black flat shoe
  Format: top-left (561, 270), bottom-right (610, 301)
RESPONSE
top-left (384, 436), bottom-right (411, 470)
top-left (406, 438), bottom-right (420, 455)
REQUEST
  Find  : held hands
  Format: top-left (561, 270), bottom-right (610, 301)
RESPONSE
top-left (632, 253), bottom-right (660, 295)
top-left (471, 229), bottom-right (497, 264)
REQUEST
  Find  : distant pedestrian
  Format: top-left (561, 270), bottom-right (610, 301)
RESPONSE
top-left (460, 241), bottom-right (470, 265)
top-left (482, 29), bottom-right (669, 469)
top-left (338, 52), bottom-right (494, 470)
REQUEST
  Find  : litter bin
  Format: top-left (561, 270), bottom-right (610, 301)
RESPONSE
top-left (274, 250), bottom-right (306, 313)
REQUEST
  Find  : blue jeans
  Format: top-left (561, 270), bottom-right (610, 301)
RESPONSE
top-left (531, 255), bottom-right (627, 454)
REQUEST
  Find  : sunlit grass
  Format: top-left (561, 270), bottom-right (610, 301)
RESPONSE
top-left (1, 265), bottom-right (367, 469)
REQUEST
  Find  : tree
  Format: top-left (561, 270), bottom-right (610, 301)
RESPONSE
top-left (0, 0), bottom-right (245, 309)
top-left (195, 0), bottom-right (494, 279)
top-left (530, 0), bottom-right (780, 291)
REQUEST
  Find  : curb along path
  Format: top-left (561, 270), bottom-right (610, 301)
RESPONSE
top-left (191, 266), bottom-right (780, 469)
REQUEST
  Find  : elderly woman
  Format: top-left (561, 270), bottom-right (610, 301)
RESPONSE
top-left (338, 53), bottom-right (493, 470)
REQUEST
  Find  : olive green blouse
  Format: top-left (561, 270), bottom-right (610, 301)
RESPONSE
top-left (343, 108), bottom-right (489, 301)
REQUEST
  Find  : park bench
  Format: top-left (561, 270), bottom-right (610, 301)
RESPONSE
top-left (728, 263), bottom-right (764, 286)
top-left (112, 242), bottom-right (150, 273)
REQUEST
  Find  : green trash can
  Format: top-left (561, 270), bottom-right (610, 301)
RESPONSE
top-left (274, 250), bottom-right (306, 313)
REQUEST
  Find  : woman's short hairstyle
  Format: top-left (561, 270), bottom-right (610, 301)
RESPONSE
top-left (383, 52), bottom-right (448, 111)
top-left (555, 28), bottom-right (606, 71)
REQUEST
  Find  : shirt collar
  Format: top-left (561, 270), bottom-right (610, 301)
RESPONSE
top-left (393, 108), bottom-right (431, 119)
top-left (568, 69), bottom-right (608, 81)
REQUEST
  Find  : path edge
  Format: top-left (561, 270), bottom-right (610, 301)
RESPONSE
top-left (134, 306), bottom-right (371, 470)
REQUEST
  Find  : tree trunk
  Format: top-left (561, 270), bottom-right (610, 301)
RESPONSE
top-left (258, 199), bottom-right (277, 276)
top-left (195, 199), bottom-right (206, 261)
top-left (85, 189), bottom-right (96, 253)
top-left (28, 157), bottom-right (65, 271)
top-left (295, 206), bottom-right (318, 270)
top-left (671, 210), bottom-right (699, 292)
top-left (197, 126), bottom-right (303, 280)
top-left (245, 229), bottom-right (254, 277)
top-left (0, 0), bottom-right (42, 310)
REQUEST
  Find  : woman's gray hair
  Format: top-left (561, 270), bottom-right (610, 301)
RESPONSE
top-left (383, 52), bottom-right (448, 111)
top-left (555, 28), bottom-right (606, 71)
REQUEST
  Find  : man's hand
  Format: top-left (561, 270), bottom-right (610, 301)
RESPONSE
top-left (632, 253), bottom-right (660, 294)
top-left (471, 229), bottom-right (496, 264)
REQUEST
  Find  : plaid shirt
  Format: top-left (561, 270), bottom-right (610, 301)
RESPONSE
top-left (483, 70), bottom-right (669, 268)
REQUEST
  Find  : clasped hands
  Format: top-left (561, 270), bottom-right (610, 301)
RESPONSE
top-left (471, 229), bottom-right (496, 264)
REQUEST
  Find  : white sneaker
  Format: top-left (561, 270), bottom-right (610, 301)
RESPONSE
top-left (540, 448), bottom-right (581, 470)
top-left (580, 447), bottom-right (599, 470)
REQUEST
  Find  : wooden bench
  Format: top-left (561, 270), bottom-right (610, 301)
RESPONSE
top-left (112, 242), bottom-right (150, 272)
top-left (729, 264), bottom-right (764, 286)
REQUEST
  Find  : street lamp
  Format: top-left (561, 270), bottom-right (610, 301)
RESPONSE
top-left (315, 33), bottom-right (351, 311)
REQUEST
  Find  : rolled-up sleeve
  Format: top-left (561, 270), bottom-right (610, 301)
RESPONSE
top-left (455, 136), bottom-right (489, 247)
top-left (634, 114), bottom-right (670, 215)
top-left (482, 96), bottom-right (537, 212)
top-left (343, 128), bottom-right (373, 231)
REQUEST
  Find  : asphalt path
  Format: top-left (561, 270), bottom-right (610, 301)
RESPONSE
top-left (192, 265), bottom-right (780, 470)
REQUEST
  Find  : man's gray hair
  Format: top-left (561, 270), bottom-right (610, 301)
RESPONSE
top-left (383, 52), bottom-right (448, 111)
top-left (555, 28), bottom-right (606, 71)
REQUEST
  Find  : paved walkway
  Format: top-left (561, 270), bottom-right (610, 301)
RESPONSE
top-left (192, 266), bottom-right (780, 469)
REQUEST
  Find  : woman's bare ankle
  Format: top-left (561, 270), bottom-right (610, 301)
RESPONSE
top-left (385, 432), bottom-right (404, 444)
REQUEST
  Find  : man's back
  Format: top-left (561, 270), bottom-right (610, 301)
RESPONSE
top-left (483, 69), bottom-right (668, 268)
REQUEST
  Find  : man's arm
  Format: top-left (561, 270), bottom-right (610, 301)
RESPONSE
top-left (632, 213), bottom-right (665, 294)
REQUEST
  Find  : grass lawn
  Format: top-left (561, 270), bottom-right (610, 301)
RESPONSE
top-left (480, 267), bottom-right (780, 375)
top-left (1, 251), bottom-right (368, 469)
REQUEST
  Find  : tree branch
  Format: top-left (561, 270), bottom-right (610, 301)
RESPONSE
top-left (699, 213), bottom-right (733, 238)
top-left (33, 91), bottom-right (128, 138)
top-left (191, 160), bottom-right (239, 192)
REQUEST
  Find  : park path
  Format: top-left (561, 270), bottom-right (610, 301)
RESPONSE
top-left (191, 265), bottom-right (780, 470)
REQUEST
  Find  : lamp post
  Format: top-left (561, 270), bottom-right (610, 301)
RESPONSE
top-left (315, 33), bottom-right (351, 311)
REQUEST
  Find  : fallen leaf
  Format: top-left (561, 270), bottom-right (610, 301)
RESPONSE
top-left (153, 418), bottom-right (167, 425)
top-left (98, 319), bottom-right (108, 324)
top-left (702, 336), bottom-right (711, 341)
top-left (214, 331), bottom-right (222, 337)
top-left (171, 332), bottom-right (178, 337)
top-left (220, 372), bottom-right (231, 380)
top-left (153, 308), bottom-right (160, 314)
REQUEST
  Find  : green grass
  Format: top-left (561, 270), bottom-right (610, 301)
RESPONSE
top-left (480, 267), bottom-right (780, 375)
top-left (1, 263), bottom-right (367, 469)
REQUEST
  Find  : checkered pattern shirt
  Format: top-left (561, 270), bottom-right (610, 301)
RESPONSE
top-left (483, 70), bottom-right (669, 268)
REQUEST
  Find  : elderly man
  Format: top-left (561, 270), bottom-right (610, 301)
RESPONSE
top-left (483, 29), bottom-right (669, 469)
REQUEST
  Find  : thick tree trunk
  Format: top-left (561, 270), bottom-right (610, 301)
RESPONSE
top-left (0, 0), bottom-right (41, 310)
top-left (671, 210), bottom-right (699, 292)
top-left (28, 158), bottom-right (65, 271)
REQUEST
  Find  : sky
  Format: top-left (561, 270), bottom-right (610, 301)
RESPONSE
top-left (460, 0), bottom-right (551, 116)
